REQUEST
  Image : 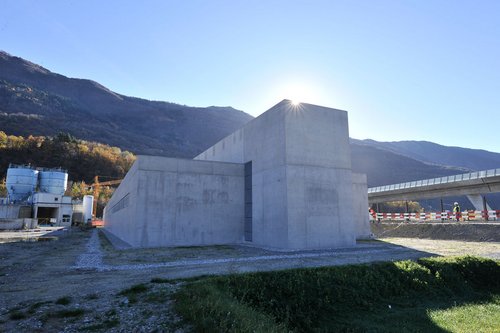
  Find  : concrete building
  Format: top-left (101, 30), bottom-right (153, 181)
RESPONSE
top-left (0, 164), bottom-right (73, 229)
top-left (32, 192), bottom-right (73, 226)
top-left (104, 100), bottom-right (370, 250)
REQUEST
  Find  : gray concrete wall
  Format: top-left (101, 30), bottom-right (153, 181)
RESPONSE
top-left (196, 102), bottom-right (289, 248)
top-left (286, 166), bottom-right (356, 248)
top-left (196, 129), bottom-right (245, 164)
top-left (104, 156), bottom-right (244, 248)
top-left (352, 173), bottom-right (371, 239)
top-left (0, 218), bottom-right (37, 230)
top-left (0, 205), bottom-right (22, 219)
top-left (283, 103), bottom-right (351, 170)
top-left (197, 100), bottom-right (360, 249)
top-left (284, 104), bottom-right (356, 248)
top-left (242, 103), bottom-right (289, 248)
top-left (108, 100), bottom-right (368, 250)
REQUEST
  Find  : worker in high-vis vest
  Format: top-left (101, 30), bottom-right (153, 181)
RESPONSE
top-left (453, 202), bottom-right (461, 221)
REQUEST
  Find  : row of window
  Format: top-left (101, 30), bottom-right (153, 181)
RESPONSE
top-left (110, 193), bottom-right (130, 214)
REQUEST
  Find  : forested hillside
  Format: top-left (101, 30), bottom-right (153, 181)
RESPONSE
top-left (0, 131), bottom-right (135, 183)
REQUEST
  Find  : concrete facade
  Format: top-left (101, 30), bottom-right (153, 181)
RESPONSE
top-left (104, 100), bottom-right (370, 249)
top-left (32, 193), bottom-right (73, 227)
top-left (0, 205), bottom-right (24, 219)
top-left (105, 157), bottom-right (244, 247)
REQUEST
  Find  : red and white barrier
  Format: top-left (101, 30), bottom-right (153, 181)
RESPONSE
top-left (370, 210), bottom-right (499, 222)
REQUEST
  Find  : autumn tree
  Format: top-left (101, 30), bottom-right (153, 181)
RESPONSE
top-left (0, 177), bottom-right (6, 197)
top-left (374, 201), bottom-right (423, 213)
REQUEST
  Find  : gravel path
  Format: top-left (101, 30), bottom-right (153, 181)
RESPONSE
top-left (75, 230), bottom-right (421, 273)
top-left (74, 229), bottom-right (105, 270)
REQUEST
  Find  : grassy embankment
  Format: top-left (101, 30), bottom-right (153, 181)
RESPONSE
top-left (174, 256), bottom-right (500, 332)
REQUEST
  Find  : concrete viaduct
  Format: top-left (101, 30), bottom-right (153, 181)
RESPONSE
top-left (368, 168), bottom-right (500, 211)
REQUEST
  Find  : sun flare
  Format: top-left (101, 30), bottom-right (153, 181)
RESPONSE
top-left (278, 80), bottom-right (319, 106)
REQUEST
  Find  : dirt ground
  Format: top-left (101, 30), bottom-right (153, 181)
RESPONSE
top-left (1, 225), bottom-right (499, 332)
top-left (371, 221), bottom-right (500, 242)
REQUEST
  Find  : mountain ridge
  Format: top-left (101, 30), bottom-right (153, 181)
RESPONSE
top-left (0, 50), bottom-right (253, 157)
top-left (352, 138), bottom-right (500, 173)
top-left (2, 50), bottom-right (500, 203)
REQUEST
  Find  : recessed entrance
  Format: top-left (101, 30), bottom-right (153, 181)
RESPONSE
top-left (36, 207), bottom-right (58, 225)
top-left (244, 161), bottom-right (252, 241)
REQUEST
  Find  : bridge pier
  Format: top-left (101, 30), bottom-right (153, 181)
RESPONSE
top-left (467, 194), bottom-right (491, 211)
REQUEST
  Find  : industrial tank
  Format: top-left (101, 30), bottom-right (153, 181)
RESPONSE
top-left (82, 195), bottom-right (94, 223)
top-left (38, 169), bottom-right (68, 195)
top-left (6, 165), bottom-right (38, 202)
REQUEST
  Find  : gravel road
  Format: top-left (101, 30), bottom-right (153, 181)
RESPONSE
top-left (1, 225), bottom-right (499, 332)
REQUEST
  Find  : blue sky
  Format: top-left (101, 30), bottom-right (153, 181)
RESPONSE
top-left (1, 0), bottom-right (499, 153)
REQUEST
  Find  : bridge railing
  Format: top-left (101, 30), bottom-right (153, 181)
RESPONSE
top-left (368, 168), bottom-right (500, 194)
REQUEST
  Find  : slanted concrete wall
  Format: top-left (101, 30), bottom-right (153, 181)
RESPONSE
top-left (104, 160), bottom-right (140, 246)
top-left (104, 156), bottom-right (244, 248)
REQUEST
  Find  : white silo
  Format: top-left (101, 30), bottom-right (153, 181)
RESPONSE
top-left (38, 168), bottom-right (68, 195)
top-left (6, 164), bottom-right (38, 202)
top-left (82, 195), bottom-right (94, 222)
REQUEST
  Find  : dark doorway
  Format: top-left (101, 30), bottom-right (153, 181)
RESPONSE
top-left (244, 161), bottom-right (252, 241)
top-left (36, 207), bottom-right (58, 225)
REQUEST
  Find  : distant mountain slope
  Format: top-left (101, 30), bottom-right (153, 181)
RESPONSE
top-left (0, 51), bottom-right (253, 157)
top-left (349, 143), bottom-right (466, 187)
top-left (352, 139), bottom-right (500, 171)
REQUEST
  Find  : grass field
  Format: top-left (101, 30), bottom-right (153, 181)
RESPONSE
top-left (174, 256), bottom-right (500, 332)
top-left (428, 295), bottom-right (500, 332)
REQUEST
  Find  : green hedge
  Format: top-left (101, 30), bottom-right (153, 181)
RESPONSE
top-left (174, 256), bottom-right (500, 332)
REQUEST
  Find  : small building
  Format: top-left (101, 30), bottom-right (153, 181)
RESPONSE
top-left (104, 100), bottom-right (370, 250)
top-left (32, 192), bottom-right (72, 226)
top-left (0, 164), bottom-right (73, 229)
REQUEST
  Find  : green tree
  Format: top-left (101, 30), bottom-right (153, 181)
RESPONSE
top-left (0, 131), bottom-right (135, 212)
top-left (71, 181), bottom-right (93, 200)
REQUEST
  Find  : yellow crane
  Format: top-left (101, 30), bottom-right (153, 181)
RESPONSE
top-left (90, 176), bottom-right (122, 218)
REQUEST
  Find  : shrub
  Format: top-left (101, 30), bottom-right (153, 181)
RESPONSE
top-left (175, 256), bottom-right (500, 332)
